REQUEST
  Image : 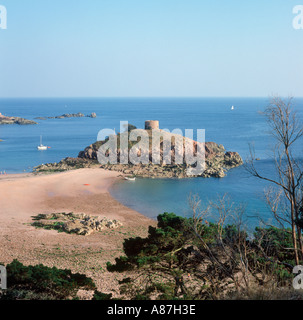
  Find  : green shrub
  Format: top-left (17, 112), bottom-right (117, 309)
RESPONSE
top-left (92, 290), bottom-right (113, 300)
top-left (253, 226), bottom-right (295, 262)
top-left (0, 260), bottom-right (96, 300)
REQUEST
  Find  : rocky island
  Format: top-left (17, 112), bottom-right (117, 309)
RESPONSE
top-left (34, 121), bottom-right (243, 178)
top-left (35, 112), bottom-right (97, 120)
top-left (0, 112), bottom-right (37, 125)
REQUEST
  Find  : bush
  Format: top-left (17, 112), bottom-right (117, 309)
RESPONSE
top-left (107, 212), bottom-right (190, 272)
top-left (92, 290), bottom-right (113, 300)
top-left (106, 212), bottom-right (297, 300)
top-left (253, 226), bottom-right (295, 263)
top-left (0, 260), bottom-right (96, 300)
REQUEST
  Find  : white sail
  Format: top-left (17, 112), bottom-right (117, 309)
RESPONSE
top-left (37, 136), bottom-right (48, 150)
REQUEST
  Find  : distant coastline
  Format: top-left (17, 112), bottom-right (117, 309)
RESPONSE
top-left (0, 111), bottom-right (97, 126)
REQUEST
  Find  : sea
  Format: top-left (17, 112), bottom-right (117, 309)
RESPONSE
top-left (1, 97), bottom-right (302, 229)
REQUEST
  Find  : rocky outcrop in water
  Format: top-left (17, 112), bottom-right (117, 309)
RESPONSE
top-left (0, 113), bottom-right (37, 125)
top-left (87, 112), bottom-right (97, 118)
top-left (49, 112), bottom-right (85, 119)
top-left (77, 128), bottom-right (243, 178)
top-left (33, 157), bottom-right (97, 173)
top-left (34, 124), bottom-right (243, 178)
top-left (92, 149), bottom-right (242, 178)
top-left (35, 112), bottom-right (97, 120)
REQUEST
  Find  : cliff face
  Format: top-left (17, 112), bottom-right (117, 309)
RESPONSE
top-left (77, 129), bottom-right (243, 178)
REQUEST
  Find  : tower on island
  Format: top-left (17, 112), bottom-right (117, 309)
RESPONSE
top-left (145, 120), bottom-right (159, 130)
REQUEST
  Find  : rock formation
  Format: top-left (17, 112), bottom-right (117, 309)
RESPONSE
top-left (77, 123), bottom-right (243, 178)
top-left (33, 157), bottom-right (96, 173)
top-left (87, 112), bottom-right (97, 118)
top-left (0, 113), bottom-right (37, 125)
top-left (34, 121), bottom-right (243, 178)
top-left (34, 112), bottom-right (97, 120)
top-left (31, 212), bottom-right (122, 236)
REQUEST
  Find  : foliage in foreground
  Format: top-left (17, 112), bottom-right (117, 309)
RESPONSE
top-left (1, 212), bottom-right (300, 300)
top-left (0, 260), bottom-right (96, 300)
top-left (106, 212), bottom-right (298, 300)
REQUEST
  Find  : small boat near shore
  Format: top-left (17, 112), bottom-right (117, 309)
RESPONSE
top-left (124, 176), bottom-right (136, 181)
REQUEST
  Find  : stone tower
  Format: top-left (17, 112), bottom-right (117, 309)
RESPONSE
top-left (145, 120), bottom-right (159, 130)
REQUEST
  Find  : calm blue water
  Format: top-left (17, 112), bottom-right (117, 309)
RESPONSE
top-left (1, 97), bottom-right (302, 227)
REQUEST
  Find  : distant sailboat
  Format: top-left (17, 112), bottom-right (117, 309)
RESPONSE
top-left (231, 105), bottom-right (235, 110)
top-left (37, 136), bottom-right (48, 150)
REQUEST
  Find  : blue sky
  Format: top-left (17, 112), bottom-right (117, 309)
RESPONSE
top-left (0, 0), bottom-right (302, 97)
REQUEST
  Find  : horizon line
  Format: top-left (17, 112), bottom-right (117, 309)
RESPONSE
top-left (0, 96), bottom-right (301, 99)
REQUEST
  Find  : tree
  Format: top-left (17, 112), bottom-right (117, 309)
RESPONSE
top-left (245, 96), bottom-right (303, 264)
top-left (188, 194), bottom-right (253, 296)
top-left (106, 213), bottom-right (196, 299)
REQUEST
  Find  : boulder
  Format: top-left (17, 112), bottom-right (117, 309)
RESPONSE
top-left (87, 112), bottom-right (97, 118)
top-left (31, 212), bottom-right (123, 236)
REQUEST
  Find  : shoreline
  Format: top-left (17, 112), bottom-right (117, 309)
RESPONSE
top-left (0, 168), bottom-right (156, 297)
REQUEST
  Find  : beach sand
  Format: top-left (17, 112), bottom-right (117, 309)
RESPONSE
top-left (0, 168), bottom-right (156, 298)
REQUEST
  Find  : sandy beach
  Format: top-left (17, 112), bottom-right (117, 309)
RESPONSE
top-left (0, 168), bottom-right (155, 297)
